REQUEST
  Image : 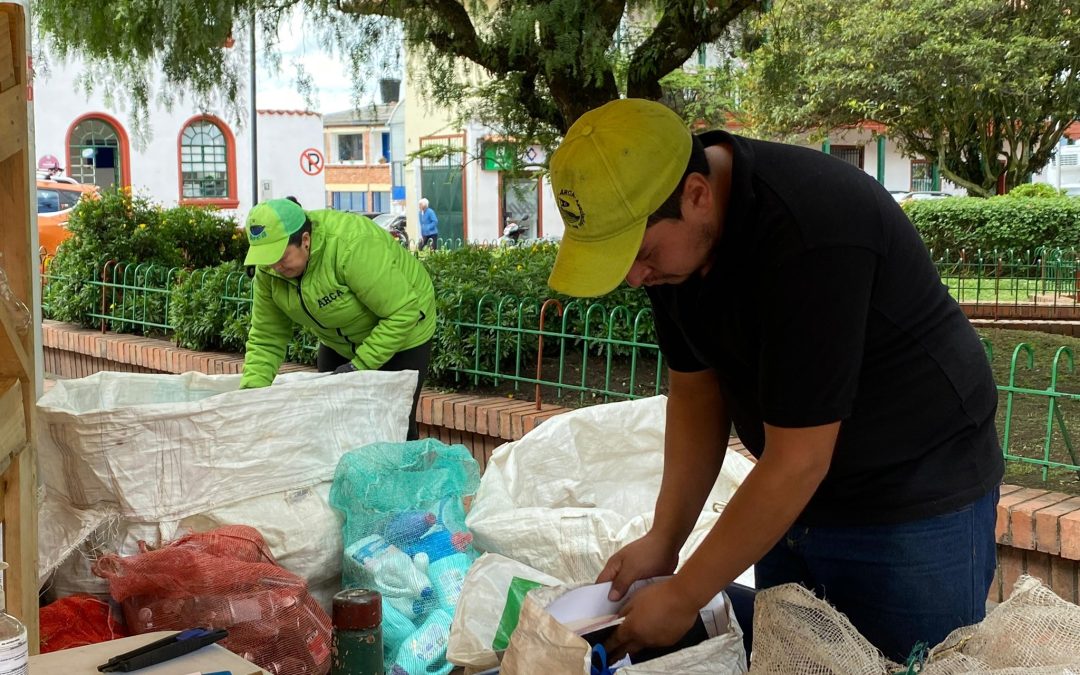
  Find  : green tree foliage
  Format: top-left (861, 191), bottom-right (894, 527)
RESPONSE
top-left (35, 0), bottom-right (762, 142)
top-left (1006, 183), bottom-right (1067, 199)
top-left (743, 0), bottom-right (1080, 196)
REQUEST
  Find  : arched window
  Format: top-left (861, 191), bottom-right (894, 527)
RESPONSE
top-left (177, 116), bottom-right (238, 208)
top-left (66, 113), bottom-right (131, 189)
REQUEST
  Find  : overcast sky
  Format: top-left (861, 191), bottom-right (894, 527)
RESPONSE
top-left (255, 7), bottom-right (390, 114)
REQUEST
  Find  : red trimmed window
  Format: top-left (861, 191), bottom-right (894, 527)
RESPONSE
top-left (66, 113), bottom-right (132, 188)
top-left (177, 116), bottom-right (239, 208)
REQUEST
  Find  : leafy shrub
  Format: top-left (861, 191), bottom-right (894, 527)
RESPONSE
top-left (171, 261), bottom-right (252, 352)
top-left (170, 261), bottom-right (318, 366)
top-left (1004, 183), bottom-right (1065, 199)
top-left (421, 242), bottom-right (654, 381)
top-left (43, 187), bottom-right (246, 329)
top-left (904, 196), bottom-right (1080, 257)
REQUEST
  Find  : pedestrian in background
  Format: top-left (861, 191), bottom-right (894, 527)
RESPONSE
top-left (418, 197), bottom-right (439, 250)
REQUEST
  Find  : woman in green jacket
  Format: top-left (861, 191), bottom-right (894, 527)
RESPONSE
top-left (240, 197), bottom-right (436, 439)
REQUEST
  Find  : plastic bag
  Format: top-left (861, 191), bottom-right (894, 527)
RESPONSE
top-left (330, 439), bottom-right (481, 675)
top-left (94, 525), bottom-right (332, 675)
top-left (41, 482), bottom-right (344, 612)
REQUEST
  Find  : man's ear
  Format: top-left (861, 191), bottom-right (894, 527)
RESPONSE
top-left (681, 173), bottom-right (713, 216)
top-left (303, 231), bottom-right (312, 248)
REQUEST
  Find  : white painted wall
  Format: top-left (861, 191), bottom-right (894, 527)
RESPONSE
top-left (1033, 145), bottom-right (1080, 190)
top-left (794, 128), bottom-right (965, 195)
top-left (33, 54), bottom-right (324, 223)
top-left (256, 111), bottom-right (325, 210)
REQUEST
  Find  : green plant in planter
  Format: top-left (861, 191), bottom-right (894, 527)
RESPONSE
top-left (43, 187), bottom-right (246, 331)
top-left (421, 242), bottom-right (655, 381)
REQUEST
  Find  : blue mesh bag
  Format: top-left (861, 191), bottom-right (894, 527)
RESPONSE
top-left (330, 439), bottom-right (481, 674)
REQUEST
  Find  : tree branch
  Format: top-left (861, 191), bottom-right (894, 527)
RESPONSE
top-left (627, 0), bottom-right (761, 99)
top-left (339, 0), bottom-right (528, 74)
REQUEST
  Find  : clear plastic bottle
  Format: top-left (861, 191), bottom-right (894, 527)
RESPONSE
top-left (0, 563), bottom-right (28, 675)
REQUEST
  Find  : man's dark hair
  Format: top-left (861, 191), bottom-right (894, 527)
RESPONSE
top-left (647, 134), bottom-right (709, 225)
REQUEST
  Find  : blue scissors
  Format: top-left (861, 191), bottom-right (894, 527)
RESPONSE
top-left (591, 643), bottom-right (616, 675)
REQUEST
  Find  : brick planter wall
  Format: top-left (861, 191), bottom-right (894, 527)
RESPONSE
top-left (960, 303), bottom-right (1080, 323)
top-left (40, 320), bottom-right (1080, 603)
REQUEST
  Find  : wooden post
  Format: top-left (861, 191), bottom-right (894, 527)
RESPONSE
top-left (0, 0), bottom-right (40, 652)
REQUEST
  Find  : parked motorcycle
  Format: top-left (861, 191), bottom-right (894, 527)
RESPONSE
top-left (497, 214), bottom-right (530, 246)
top-left (372, 213), bottom-right (409, 249)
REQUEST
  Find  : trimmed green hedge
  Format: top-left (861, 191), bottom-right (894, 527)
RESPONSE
top-left (904, 196), bottom-right (1080, 256)
top-left (44, 187), bottom-right (246, 329)
top-left (422, 243), bottom-right (653, 380)
top-left (49, 188), bottom-right (1080, 383)
top-left (160, 244), bottom-right (654, 379)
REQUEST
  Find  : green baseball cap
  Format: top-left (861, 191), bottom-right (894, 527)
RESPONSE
top-left (244, 199), bottom-right (307, 266)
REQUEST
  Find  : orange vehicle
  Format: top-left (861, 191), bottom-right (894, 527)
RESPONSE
top-left (37, 177), bottom-right (98, 257)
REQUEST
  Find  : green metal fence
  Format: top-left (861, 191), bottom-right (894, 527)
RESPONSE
top-left (444, 294), bottom-right (665, 405)
top-left (933, 248), bottom-right (1080, 308)
top-left (38, 252), bottom-right (1080, 481)
top-left (990, 341), bottom-right (1080, 481)
top-left (91, 261), bottom-right (181, 333)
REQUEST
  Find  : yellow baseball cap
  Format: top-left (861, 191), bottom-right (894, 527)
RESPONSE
top-left (547, 99), bottom-right (692, 297)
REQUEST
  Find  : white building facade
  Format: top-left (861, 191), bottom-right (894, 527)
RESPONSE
top-left (32, 55), bottom-right (325, 219)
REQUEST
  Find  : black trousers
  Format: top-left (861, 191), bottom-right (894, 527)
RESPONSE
top-left (419, 234), bottom-right (439, 251)
top-left (317, 340), bottom-right (432, 441)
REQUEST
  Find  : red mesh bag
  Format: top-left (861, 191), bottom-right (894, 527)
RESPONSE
top-left (40, 594), bottom-right (127, 653)
top-left (93, 525), bottom-right (331, 675)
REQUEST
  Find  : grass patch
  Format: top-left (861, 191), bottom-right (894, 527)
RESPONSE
top-left (978, 327), bottom-right (1080, 495)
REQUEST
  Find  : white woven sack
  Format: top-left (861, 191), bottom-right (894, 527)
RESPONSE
top-left (37, 369), bottom-right (415, 522)
top-left (447, 553), bottom-right (567, 673)
top-left (501, 583), bottom-right (746, 675)
top-left (465, 396), bottom-right (754, 583)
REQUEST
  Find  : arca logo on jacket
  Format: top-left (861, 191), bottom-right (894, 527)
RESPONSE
top-left (317, 290), bottom-right (344, 308)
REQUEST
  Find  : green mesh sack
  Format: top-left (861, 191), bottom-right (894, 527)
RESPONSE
top-left (330, 438), bottom-right (481, 674)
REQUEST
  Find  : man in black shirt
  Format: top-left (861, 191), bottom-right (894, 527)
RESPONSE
top-left (547, 99), bottom-right (1003, 662)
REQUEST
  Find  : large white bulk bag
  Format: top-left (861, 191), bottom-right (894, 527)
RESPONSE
top-left (465, 396), bottom-right (755, 585)
top-left (37, 370), bottom-right (415, 522)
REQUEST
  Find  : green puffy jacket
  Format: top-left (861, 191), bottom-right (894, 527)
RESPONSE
top-left (240, 209), bottom-right (436, 388)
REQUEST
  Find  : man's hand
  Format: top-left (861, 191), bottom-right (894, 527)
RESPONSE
top-left (596, 531), bottom-right (681, 602)
top-left (604, 579), bottom-right (699, 660)
top-left (333, 362), bottom-right (358, 374)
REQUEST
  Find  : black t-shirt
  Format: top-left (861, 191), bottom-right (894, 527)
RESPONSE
top-left (647, 131), bottom-right (1004, 526)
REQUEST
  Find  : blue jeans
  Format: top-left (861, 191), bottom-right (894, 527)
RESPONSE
top-left (755, 486), bottom-right (999, 663)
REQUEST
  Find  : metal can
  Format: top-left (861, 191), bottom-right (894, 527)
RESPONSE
top-left (331, 588), bottom-right (384, 675)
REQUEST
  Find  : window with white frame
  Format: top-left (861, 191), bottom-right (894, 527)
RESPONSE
top-left (333, 133), bottom-right (365, 164)
top-left (180, 120), bottom-right (229, 199)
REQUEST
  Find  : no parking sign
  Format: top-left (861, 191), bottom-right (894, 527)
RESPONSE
top-left (300, 148), bottom-right (325, 176)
